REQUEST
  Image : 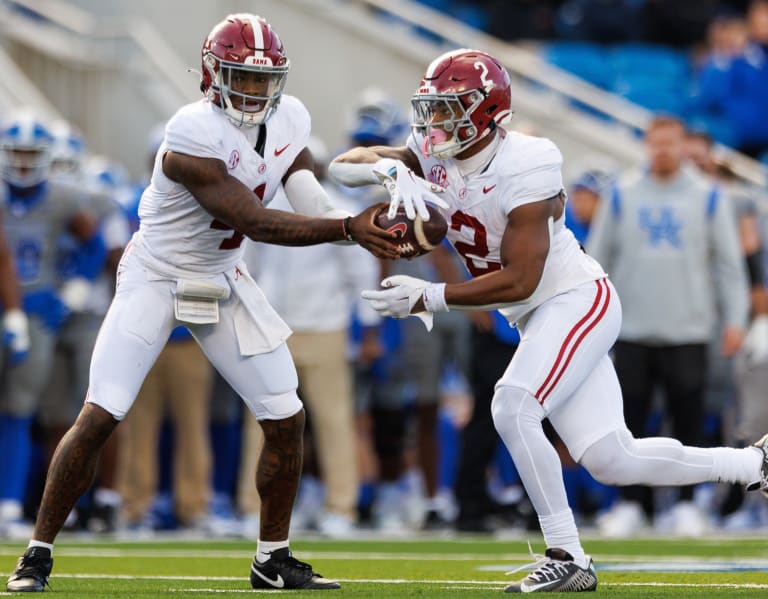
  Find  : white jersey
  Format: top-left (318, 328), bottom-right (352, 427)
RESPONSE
top-left (136, 96), bottom-right (310, 277)
top-left (408, 130), bottom-right (606, 323)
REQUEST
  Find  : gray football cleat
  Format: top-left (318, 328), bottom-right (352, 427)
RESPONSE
top-left (746, 433), bottom-right (768, 498)
top-left (505, 548), bottom-right (597, 593)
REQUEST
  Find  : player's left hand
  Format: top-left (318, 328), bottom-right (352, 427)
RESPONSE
top-left (372, 158), bottom-right (448, 221)
top-left (361, 274), bottom-right (434, 330)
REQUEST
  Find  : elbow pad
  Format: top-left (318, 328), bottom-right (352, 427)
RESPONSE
top-left (284, 169), bottom-right (351, 218)
top-left (328, 161), bottom-right (379, 187)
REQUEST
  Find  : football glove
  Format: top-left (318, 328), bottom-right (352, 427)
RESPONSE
top-left (371, 158), bottom-right (448, 221)
top-left (2, 309), bottom-right (30, 366)
top-left (361, 274), bottom-right (445, 331)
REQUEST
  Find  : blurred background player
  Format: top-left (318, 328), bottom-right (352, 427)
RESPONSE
top-left (240, 135), bottom-right (380, 538)
top-left (117, 125), bottom-right (214, 535)
top-left (34, 124), bottom-right (131, 533)
top-left (0, 111), bottom-right (103, 538)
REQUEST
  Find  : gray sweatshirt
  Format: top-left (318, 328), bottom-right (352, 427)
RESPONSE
top-left (586, 165), bottom-right (748, 344)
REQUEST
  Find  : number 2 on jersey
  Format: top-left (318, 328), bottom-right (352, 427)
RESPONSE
top-left (209, 183), bottom-right (266, 250)
top-left (451, 211), bottom-right (501, 276)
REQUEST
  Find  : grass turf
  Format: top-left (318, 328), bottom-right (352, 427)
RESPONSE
top-left (0, 535), bottom-right (766, 597)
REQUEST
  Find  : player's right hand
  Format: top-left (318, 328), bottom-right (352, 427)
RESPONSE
top-left (348, 202), bottom-right (401, 260)
top-left (371, 158), bottom-right (448, 221)
top-left (2, 309), bottom-right (30, 366)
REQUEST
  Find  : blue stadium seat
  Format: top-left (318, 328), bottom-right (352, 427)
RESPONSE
top-left (610, 43), bottom-right (690, 82)
top-left (544, 41), bottom-right (612, 88)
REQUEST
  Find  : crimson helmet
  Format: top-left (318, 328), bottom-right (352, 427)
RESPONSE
top-left (200, 14), bottom-right (289, 127)
top-left (412, 49), bottom-right (512, 159)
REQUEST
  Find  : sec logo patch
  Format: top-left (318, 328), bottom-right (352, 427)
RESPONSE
top-left (227, 150), bottom-right (240, 170)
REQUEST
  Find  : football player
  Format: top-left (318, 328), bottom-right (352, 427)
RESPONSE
top-left (0, 111), bottom-right (104, 540)
top-left (6, 13), bottom-right (397, 593)
top-left (330, 48), bottom-right (768, 593)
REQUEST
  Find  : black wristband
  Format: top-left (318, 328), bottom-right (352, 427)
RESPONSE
top-left (342, 216), bottom-right (354, 241)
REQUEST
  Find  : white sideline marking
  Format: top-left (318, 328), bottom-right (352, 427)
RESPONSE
top-left (2, 574), bottom-right (767, 590)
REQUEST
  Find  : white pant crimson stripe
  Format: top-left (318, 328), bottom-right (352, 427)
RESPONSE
top-left (534, 279), bottom-right (611, 404)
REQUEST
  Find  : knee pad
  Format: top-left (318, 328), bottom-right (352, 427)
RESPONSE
top-left (490, 385), bottom-right (541, 430)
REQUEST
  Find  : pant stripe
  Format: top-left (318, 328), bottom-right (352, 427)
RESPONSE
top-left (535, 279), bottom-right (611, 404)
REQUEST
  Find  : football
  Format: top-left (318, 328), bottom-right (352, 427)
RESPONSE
top-left (375, 204), bottom-right (448, 258)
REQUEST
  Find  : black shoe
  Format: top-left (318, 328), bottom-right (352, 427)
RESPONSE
top-left (250, 548), bottom-right (340, 590)
top-left (505, 548), bottom-right (597, 593)
top-left (422, 509), bottom-right (450, 531)
top-left (6, 547), bottom-right (53, 592)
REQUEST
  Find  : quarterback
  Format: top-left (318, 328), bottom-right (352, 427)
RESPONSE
top-left (7, 13), bottom-right (397, 593)
top-left (330, 48), bottom-right (768, 593)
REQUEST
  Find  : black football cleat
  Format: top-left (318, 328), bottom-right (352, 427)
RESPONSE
top-left (250, 547), bottom-right (340, 590)
top-left (505, 548), bottom-right (597, 593)
top-left (6, 546), bottom-right (53, 592)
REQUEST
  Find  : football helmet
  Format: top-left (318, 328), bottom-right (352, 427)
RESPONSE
top-left (412, 49), bottom-right (512, 159)
top-left (350, 88), bottom-right (408, 146)
top-left (201, 13), bottom-right (290, 127)
top-left (49, 119), bottom-right (87, 177)
top-left (0, 111), bottom-right (54, 188)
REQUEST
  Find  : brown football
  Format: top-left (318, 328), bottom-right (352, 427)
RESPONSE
top-left (375, 204), bottom-right (448, 258)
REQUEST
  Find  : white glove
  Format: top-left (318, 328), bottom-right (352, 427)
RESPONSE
top-left (60, 277), bottom-right (92, 312)
top-left (371, 158), bottom-right (448, 221)
top-left (743, 315), bottom-right (768, 366)
top-left (361, 274), bottom-right (445, 331)
top-left (3, 308), bottom-right (30, 366)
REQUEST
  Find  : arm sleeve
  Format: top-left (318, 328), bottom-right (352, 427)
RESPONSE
top-left (710, 189), bottom-right (750, 329)
top-left (283, 170), bottom-right (351, 218)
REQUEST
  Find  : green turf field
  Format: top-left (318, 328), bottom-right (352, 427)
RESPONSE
top-left (1, 534), bottom-right (767, 597)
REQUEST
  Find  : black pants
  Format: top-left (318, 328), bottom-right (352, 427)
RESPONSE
top-left (454, 327), bottom-right (517, 519)
top-left (613, 341), bottom-right (708, 515)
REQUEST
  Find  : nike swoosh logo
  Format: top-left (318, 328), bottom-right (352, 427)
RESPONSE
top-left (251, 566), bottom-right (285, 588)
top-left (520, 579), bottom-right (559, 592)
top-left (483, 184), bottom-right (496, 194)
top-left (274, 144), bottom-right (290, 156)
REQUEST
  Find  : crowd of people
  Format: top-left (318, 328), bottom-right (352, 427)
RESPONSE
top-left (1, 6), bottom-right (768, 595)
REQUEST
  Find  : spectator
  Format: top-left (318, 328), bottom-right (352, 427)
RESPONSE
top-left (588, 116), bottom-right (749, 537)
top-left (693, 1), bottom-right (768, 156)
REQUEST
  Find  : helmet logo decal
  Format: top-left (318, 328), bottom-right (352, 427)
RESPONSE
top-left (227, 149), bottom-right (240, 170)
top-left (474, 61), bottom-right (494, 92)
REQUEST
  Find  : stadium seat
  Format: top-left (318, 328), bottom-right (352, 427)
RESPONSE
top-left (544, 41), bottom-right (612, 88)
top-left (610, 43), bottom-right (690, 82)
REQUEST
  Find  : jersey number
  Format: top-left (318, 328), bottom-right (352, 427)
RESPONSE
top-left (209, 183), bottom-right (265, 250)
top-left (451, 211), bottom-right (501, 277)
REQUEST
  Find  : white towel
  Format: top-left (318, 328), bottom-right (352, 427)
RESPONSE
top-left (225, 262), bottom-right (292, 356)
